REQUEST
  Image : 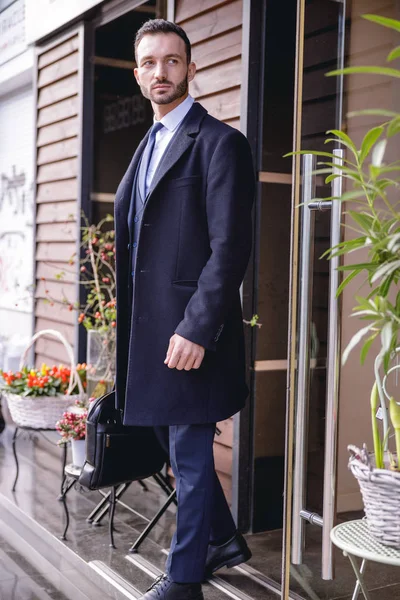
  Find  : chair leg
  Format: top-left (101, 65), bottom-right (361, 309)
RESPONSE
top-left (345, 552), bottom-right (371, 600)
top-left (60, 479), bottom-right (75, 540)
top-left (58, 443), bottom-right (68, 500)
top-left (93, 483), bottom-right (130, 525)
top-left (88, 490), bottom-right (112, 523)
top-left (11, 427), bottom-right (19, 492)
top-left (129, 489), bottom-right (177, 554)
top-left (109, 486), bottom-right (117, 548)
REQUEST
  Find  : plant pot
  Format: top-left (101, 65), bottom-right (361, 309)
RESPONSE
top-left (349, 450), bottom-right (400, 548)
top-left (71, 438), bottom-right (86, 468)
top-left (86, 330), bottom-right (115, 399)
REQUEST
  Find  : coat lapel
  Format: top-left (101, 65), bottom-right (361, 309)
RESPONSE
top-left (115, 130), bottom-right (150, 224)
top-left (146, 103), bottom-right (207, 200)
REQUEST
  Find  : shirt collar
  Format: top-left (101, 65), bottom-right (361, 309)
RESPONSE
top-left (154, 95), bottom-right (194, 132)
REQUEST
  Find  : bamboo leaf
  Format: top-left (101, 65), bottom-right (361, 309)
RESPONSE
top-left (348, 108), bottom-right (400, 118)
top-left (381, 321), bottom-right (393, 355)
top-left (363, 14), bottom-right (400, 34)
top-left (371, 260), bottom-right (400, 283)
top-left (387, 45), bottom-right (400, 62)
top-left (325, 130), bottom-right (358, 155)
top-left (361, 333), bottom-right (378, 365)
top-left (372, 139), bottom-right (387, 166)
top-left (336, 269), bottom-right (360, 297)
top-left (360, 126), bottom-right (384, 163)
top-left (327, 66), bottom-right (400, 79)
top-left (387, 117), bottom-right (400, 138)
top-left (342, 324), bottom-right (374, 365)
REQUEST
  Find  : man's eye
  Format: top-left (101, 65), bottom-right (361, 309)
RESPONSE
top-left (143, 61), bottom-right (153, 66)
top-left (168, 59), bottom-right (177, 64)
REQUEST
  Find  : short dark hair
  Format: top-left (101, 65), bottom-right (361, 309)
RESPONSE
top-left (134, 19), bottom-right (191, 65)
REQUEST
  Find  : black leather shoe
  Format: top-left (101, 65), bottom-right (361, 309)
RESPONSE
top-left (139, 574), bottom-right (204, 600)
top-left (205, 531), bottom-right (252, 577)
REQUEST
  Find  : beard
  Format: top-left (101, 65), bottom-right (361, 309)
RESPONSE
top-left (140, 73), bottom-right (189, 105)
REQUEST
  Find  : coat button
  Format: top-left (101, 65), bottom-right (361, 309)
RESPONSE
top-left (131, 270), bottom-right (135, 276)
top-left (134, 216), bottom-right (139, 223)
top-left (127, 243), bottom-right (130, 250)
top-left (133, 242), bottom-right (137, 248)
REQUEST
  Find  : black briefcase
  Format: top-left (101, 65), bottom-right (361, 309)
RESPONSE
top-left (78, 391), bottom-right (166, 490)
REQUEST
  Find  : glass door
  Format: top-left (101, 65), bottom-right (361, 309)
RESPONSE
top-left (283, 0), bottom-right (347, 597)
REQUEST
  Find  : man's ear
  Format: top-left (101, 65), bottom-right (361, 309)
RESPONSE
top-left (133, 67), bottom-right (140, 85)
top-left (187, 62), bottom-right (196, 83)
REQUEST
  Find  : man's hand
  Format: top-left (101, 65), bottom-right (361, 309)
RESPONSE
top-left (164, 334), bottom-right (205, 371)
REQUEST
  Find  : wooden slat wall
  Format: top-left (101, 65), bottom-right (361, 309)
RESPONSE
top-left (34, 33), bottom-right (81, 365)
top-left (175, 0), bottom-right (244, 502)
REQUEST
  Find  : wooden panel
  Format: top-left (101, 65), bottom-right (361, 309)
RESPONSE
top-left (37, 158), bottom-right (78, 183)
top-left (37, 116), bottom-right (79, 146)
top-left (38, 51), bottom-right (79, 88)
top-left (224, 118), bottom-right (240, 131)
top-left (214, 443), bottom-right (232, 476)
top-left (200, 88), bottom-right (240, 121)
top-left (36, 222), bottom-right (76, 242)
top-left (36, 242), bottom-right (76, 262)
top-left (176, 0), bottom-right (230, 22)
top-left (35, 279), bottom-right (75, 301)
top-left (216, 418), bottom-right (233, 447)
top-left (37, 261), bottom-right (76, 283)
top-left (37, 137), bottom-right (79, 165)
top-left (37, 74), bottom-right (79, 109)
top-left (190, 57), bottom-right (241, 98)
top-left (192, 28), bottom-right (241, 70)
top-left (37, 179), bottom-right (77, 203)
top-left (36, 201), bottom-right (77, 224)
top-left (37, 97), bottom-right (79, 128)
top-left (36, 298), bottom-right (75, 325)
top-left (35, 318), bottom-right (75, 345)
top-left (182, 0), bottom-right (242, 46)
top-left (35, 337), bottom-right (70, 363)
top-left (38, 35), bottom-right (79, 69)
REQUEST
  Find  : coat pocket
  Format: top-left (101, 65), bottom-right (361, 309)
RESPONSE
top-left (172, 280), bottom-right (198, 289)
top-left (168, 176), bottom-right (201, 189)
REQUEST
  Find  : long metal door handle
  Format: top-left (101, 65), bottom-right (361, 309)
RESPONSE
top-left (321, 148), bottom-right (343, 580)
top-left (291, 153), bottom-right (316, 564)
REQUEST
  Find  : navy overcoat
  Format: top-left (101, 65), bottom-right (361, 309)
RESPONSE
top-left (114, 102), bottom-right (255, 426)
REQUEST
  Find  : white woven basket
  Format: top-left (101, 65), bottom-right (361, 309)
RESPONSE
top-left (3, 329), bottom-right (87, 430)
top-left (349, 445), bottom-right (400, 549)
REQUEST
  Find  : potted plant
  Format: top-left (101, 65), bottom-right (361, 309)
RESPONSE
top-left (56, 398), bottom-right (88, 468)
top-left (44, 215), bottom-right (116, 399)
top-left (0, 336), bottom-right (88, 430)
top-left (290, 14), bottom-right (400, 547)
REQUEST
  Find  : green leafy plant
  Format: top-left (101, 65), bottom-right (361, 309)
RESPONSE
top-left (288, 14), bottom-right (400, 468)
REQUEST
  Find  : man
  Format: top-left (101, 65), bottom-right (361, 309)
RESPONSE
top-left (114, 19), bottom-right (255, 600)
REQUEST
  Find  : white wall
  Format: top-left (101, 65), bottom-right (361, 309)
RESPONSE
top-left (0, 60), bottom-right (35, 359)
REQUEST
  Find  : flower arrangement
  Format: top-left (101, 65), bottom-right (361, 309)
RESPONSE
top-left (56, 399), bottom-right (88, 445)
top-left (0, 363), bottom-right (87, 397)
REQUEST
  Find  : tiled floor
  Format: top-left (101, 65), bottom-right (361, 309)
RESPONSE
top-left (1, 426), bottom-right (400, 599)
top-left (0, 535), bottom-right (70, 600)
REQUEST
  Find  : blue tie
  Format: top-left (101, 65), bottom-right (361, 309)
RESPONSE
top-left (138, 121), bottom-right (164, 202)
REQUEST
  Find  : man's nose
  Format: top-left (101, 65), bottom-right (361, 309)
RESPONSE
top-left (154, 62), bottom-right (167, 80)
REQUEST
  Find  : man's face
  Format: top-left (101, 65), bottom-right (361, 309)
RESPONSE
top-left (134, 32), bottom-right (196, 105)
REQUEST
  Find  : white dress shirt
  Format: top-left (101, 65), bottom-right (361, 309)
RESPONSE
top-left (145, 94), bottom-right (195, 194)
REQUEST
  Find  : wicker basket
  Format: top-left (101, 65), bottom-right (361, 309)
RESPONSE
top-left (349, 445), bottom-right (400, 549)
top-left (3, 329), bottom-right (87, 430)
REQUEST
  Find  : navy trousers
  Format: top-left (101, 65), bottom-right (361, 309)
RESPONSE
top-left (154, 424), bottom-right (236, 583)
